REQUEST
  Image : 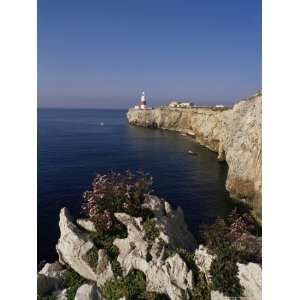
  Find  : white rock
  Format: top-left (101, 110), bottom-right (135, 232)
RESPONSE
top-left (77, 218), bottom-right (97, 232)
top-left (194, 245), bottom-right (214, 274)
top-left (142, 194), bottom-right (165, 217)
top-left (56, 208), bottom-right (98, 281)
top-left (210, 262), bottom-right (262, 300)
top-left (39, 261), bottom-right (64, 276)
top-left (113, 212), bottom-right (194, 300)
top-left (238, 262), bottom-right (262, 300)
top-left (143, 195), bottom-right (197, 250)
top-left (74, 284), bottom-right (102, 300)
top-left (211, 290), bottom-right (230, 300)
top-left (194, 245), bottom-right (262, 300)
top-left (56, 208), bottom-right (114, 286)
top-left (96, 249), bottom-right (114, 287)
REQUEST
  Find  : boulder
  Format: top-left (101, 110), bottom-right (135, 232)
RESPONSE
top-left (37, 261), bottom-right (66, 296)
top-left (56, 208), bottom-right (98, 281)
top-left (194, 245), bottom-right (262, 300)
top-left (39, 261), bottom-right (64, 276)
top-left (96, 249), bottom-right (114, 287)
top-left (210, 262), bottom-right (262, 300)
top-left (113, 212), bottom-right (194, 300)
top-left (56, 208), bottom-right (114, 286)
top-left (142, 195), bottom-right (197, 250)
top-left (211, 290), bottom-right (230, 300)
top-left (77, 218), bottom-right (97, 232)
top-left (74, 284), bottom-right (102, 300)
top-left (238, 262), bottom-right (262, 300)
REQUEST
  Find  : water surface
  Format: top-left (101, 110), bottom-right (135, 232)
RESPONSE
top-left (38, 108), bottom-right (237, 262)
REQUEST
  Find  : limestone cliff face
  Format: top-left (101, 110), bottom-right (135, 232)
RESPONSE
top-left (127, 92), bottom-right (262, 220)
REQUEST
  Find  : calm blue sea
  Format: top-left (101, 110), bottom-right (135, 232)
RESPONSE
top-left (38, 109), bottom-right (237, 263)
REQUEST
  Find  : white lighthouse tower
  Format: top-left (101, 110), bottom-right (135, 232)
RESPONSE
top-left (140, 91), bottom-right (147, 109)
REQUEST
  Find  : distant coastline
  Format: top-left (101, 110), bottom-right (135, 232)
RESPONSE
top-left (127, 91), bottom-right (262, 221)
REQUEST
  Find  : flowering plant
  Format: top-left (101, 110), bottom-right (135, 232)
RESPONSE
top-left (82, 170), bottom-right (153, 233)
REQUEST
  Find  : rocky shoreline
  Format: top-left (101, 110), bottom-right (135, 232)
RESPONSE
top-left (38, 194), bottom-right (261, 300)
top-left (127, 92), bottom-right (262, 221)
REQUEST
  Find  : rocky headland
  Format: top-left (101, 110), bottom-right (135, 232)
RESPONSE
top-left (38, 196), bottom-right (261, 300)
top-left (38, 170), bottom-right (261, 300)
top-left (127, 92), bottom-right (262, 221)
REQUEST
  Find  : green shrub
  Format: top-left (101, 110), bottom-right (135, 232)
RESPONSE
top-left (102, 269), bottom-right (170, 300)
top-left (200, 217), bottom-right (231, 256)
top-left (143, 218), bottom-right (160, 242)
top-left (176, 249), bottom-right (197, 276)
top-left (111, 259), bottom-right (123, 277)
top-left (209, 249), bottom-right (244, 298)
top-left (89, 229), bottom-right (125, 277)
top-left (85, 248), bottom-right (98, 270)
top-left (63, 270), bottom-right (87, 300)
top-left (191, 272), bottom-right (211, 300)
top-left (200, 209), bottom-right (261, 263)
top-left (102, 270), bottom-right (146, 300)
top-left (175, 248), bottom-right (211, 299)
top-left (90, 227), bottom-right (126, 255)
top-left (198, 210), bottom-right (261, 297)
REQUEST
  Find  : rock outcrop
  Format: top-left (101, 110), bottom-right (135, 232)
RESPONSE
top-left (74, 284), bottom-right (102, 300)
top-left (56, 208), bottom-right (98, 281)
top-left (77, 218), bottom-right (97, 232)
top-left (237, 262), bottom-right (262, 300)
top-left (113, 212), bottom-right (194, 300)
top-left (194, 245), bottom-right (262, 300)
top-left (194, 245), bottom-right (214, 276)
top-left (56, 208), bottom-right (114, 285)
top-left (44, 197), bottom-right (196, 300)
top-left (142, 195), bottom-right (197, 250)
top-left (39, 193), bottom-right (261, 299)
top-left (127, 92), bottom-right (262, 220)
top-left (37, 261), bottom-right (67, 296)
top-left (210, 262), bottom-right (262, 300)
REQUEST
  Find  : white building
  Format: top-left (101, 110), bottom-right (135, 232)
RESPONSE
top-left (168, 100), bottom-right (194, 108)
top-left (169, 101), bottom-right (180, 107)
top-left (180, 102), bottom-right (194, 108)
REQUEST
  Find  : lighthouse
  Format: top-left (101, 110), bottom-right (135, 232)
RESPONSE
top-left (133, 91), bottom-right (150, 110)
top-left (140, 91), bottom-right (147, 109)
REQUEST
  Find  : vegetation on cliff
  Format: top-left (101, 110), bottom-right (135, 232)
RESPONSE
top-left (38, 171), bottom-right (262, 300)
top-left (199, 209), bottom-right (261, 297)
top-left (82, 171), bottom-right (261, 299)
top-left (82, 170), bottom-right (154, 234)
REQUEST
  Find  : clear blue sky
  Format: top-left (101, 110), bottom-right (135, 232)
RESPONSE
top-left (38, 0), bottom-right (261, 108)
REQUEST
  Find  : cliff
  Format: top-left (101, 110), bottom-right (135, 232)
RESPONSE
top-left (127, 92), bottom-right (262, 220)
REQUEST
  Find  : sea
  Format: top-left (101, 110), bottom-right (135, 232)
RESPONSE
top-left (38, 108), bottom-right (239, 263)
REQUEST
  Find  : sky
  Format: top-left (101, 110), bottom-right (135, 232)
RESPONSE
top-left (38, 0), bottom-right (261, 108)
